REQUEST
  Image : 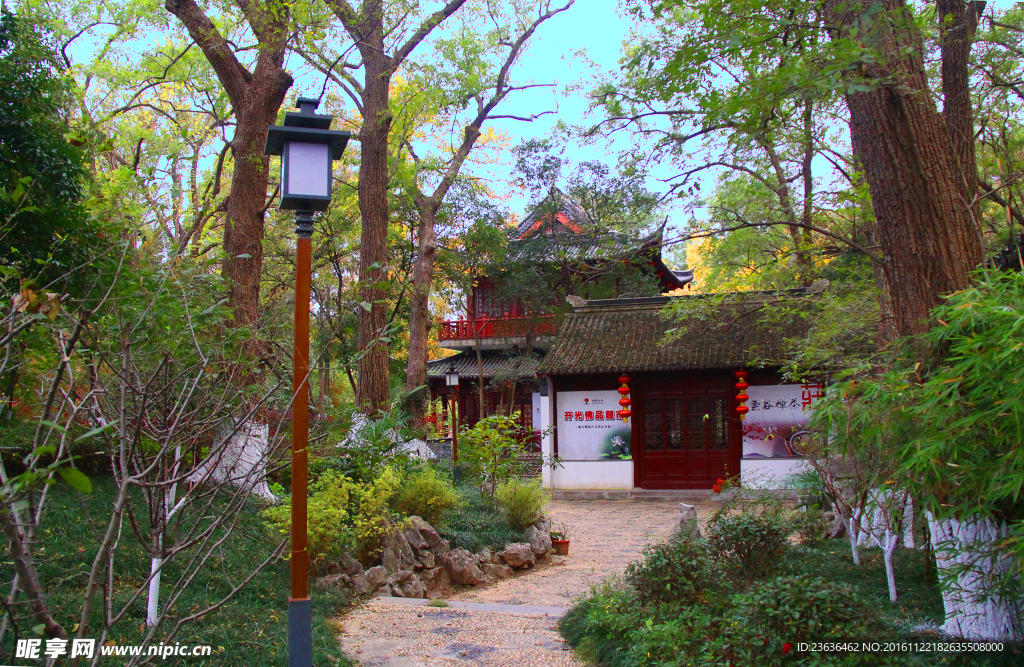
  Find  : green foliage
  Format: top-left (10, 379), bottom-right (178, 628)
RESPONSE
top-left (493, 478), bottom-right (549, 531)
top-left (705, 512), bottom-right (789, 585)
top-left (810, 271), bottom-right (1024, 593)
top-left (263, 471), bottom-right (352, 572)
top-left (264, 467), bottom-right (403, 570)
top-left (3, 476), bottom-right (353, 666)
top-left (0, 9), bottom-right (107, 290)
top-left (558, 532), bottom-right (1010, 667)
top-left (727, 575), bottom-right (889, 666)
top-left (437, 483), bottom-right (523, 553)
top-left (457, 412), bottom-right (532, 495)
top-left (318, 407), bottom-right (420, 484)
top-left (624, 536), bottom-right (722, 605)
top-left (348, 467), bottom-right (403, 563)
top-left (391, 465), bottom-right (461, 525)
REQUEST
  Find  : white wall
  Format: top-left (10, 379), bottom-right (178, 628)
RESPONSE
top-left (540, 389), bottom-right (554, 488)
top-left (740, 457), bottom-right (807, 489)
top-left (551, 460), bottom-right (634, 489)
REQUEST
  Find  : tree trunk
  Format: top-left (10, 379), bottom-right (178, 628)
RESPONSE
top-left (406, 206), bottom-right (438, 430)
top-left (188, 421), bottom-right (275, 501)
top-left (826, 0), bottom-right (983, 338)
top-left (937, 0), bottom-right (981, 224)
top-left (926, 513), bottom-right (1024, 640)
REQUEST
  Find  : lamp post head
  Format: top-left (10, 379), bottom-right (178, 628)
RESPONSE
top-left (445, 363), bottom-right (460, 387)
top-left (264, 98), bottom-right (351, 225)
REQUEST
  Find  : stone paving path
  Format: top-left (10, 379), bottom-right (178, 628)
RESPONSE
top-left (338, 500), bottom-right (719, 667)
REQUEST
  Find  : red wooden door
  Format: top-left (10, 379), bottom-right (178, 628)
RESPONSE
top-left (637, 389), bottom-right (739, 489)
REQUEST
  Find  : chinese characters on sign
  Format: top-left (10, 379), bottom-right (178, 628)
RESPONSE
top-left (742, 384), bottom-right (823, 458)
top-left (556, 390), bottom-right (632, 460)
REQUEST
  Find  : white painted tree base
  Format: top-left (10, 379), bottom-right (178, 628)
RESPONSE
top-left (189, 420), bottom-right (275, 501)
top-left (927, 513), bottom-right (1023, 641)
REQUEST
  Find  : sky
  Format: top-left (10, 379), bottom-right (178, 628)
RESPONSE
top-left (64, 0), bottom-right (1024, 249)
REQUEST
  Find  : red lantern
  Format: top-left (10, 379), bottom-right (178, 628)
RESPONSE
top-left (735, 370), bottom-right (750, 421)
top-left (617, 375), bottom-right (632, 423)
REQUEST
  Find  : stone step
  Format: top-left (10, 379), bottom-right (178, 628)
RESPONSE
top-left (551, 489), bottom-right (717, 501)
top-left (551, 488), bottom-right (798, 501)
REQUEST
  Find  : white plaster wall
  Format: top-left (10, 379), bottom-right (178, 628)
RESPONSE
top-left (540, 390), bottom-right (554, 488)
top-left (552, 461), bottom-right (634, 489)
top-left (740, 458), bottom-right (807, 488)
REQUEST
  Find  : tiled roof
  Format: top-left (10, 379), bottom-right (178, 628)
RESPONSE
top-left (427, 351), bottom-right (542, 380)
top-left (537, 292), bottom-right (810, 375)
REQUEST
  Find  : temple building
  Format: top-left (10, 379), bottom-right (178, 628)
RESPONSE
top-left (426, 192), bottom-right (818, 493)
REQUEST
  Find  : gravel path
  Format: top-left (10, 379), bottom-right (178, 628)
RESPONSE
top-left (337, 500), bottom-right (719, 667)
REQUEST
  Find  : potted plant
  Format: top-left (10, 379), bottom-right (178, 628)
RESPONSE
top-left (550, 521), bottom-right (571, 556)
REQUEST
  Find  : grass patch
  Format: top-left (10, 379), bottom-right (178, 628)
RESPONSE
top-left (0, 475), bottom-right (353, 666)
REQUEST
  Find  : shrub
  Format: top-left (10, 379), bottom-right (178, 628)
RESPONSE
top-left (348, 466), bottom-right (403, 563)
top-left (494, 479), bottom-right (549, 530)
top-left (263, 471), bottom-right (352, 572)
top-left (725, 575), bottom-right (891, 666)
top-left (790, 508), bottom-right (830, 543)
top-left (705, 512), bottom-right (788, 585)
top-left (624, 535), bottom-right (722, 604)
top-left (391, 466), bottom-right (460, 525)
top-left (263, 467), bottom-right (404, 569)
top-left (439, 483), bottom-right (524, 552)
top-left (559, 582), bottom-right (644, 667)
top-left (458, 412), bottom-right (531, 495)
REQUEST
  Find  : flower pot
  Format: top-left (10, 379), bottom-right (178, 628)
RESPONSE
top-left (552, 539), bottom-right (570, 556)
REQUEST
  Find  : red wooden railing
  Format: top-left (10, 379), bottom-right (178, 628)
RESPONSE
top-left (437, 314), bottom-right (557, 341)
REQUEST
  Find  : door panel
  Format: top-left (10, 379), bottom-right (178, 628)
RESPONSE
top-left (637, 388), bottom-right (739, 489)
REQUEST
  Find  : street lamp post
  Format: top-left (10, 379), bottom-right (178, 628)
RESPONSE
top-left (445, 364), bottom-right (460, 480)
top-left (264, 97), bottom-right (349, 667)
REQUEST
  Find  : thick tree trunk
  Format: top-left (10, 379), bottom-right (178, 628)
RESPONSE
top-left (927, 513), bottom-right (1024, 640)
top-left (406, 207), bottom-right (438, 430)
top-left (354, 41), bottom-right (393, 416)
top-left (826, 0), bottom-right (983, 338)
top-left (189, 421), bottom-right (275, 501)
top-left (937, 0), bottom-right (981, 224)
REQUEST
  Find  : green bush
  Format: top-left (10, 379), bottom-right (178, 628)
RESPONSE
top-left (558, 582), bottom-right (645, 667)
top-left (624, 536), bottom-right (722, 604)
top-left (725, 575), bottom-right (891, 666)
top-left (391, 466), bottom-right (460, 525)
top-left (458, 412), bottom-right (531, 495)
top-left (263, 470), bottom-right (352, 572)
top-left (705, 511), bottom-right (788, 585)
top-left (263, 467), bottom-right (404, 569)
top-left (494, 478), bottom-right (549, 530)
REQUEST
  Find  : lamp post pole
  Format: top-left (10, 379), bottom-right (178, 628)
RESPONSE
top-left (289, 211), bottom-right (314, 665)
top-left (264, 97), bottom-right (350, 667)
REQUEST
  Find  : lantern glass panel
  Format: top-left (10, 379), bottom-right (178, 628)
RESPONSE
top-left (285, 142), bottom-right (330, 197)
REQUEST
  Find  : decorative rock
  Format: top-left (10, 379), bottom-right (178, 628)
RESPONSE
top-left (399, 576), bottom-right (426, 599)
top-left (676, 503), bottom-right (701, 538)
top-left (340, 552), bottom-right (364, 578)
top-left (481, 562), bottom-right (514, 579)
top-left (352, 565), bottom-right (388, 595)
top-left (442, 548), bottom-right (485, 585)
top-left (381, 528), bottom-right (416, 573)
top-left (477, 548), bottom-right (492, 564)
top-left (418, 551), bottom-right (436, 570)
top-left (499, 543), bottom-right (536, 569)
top-left (421, 566), bottom-right (451, 599)
top-left (402, 520), bottom-right (430, 553)
top-left (407, 515), bottom-right (444, 549)
top-left (524, 525), bottom-right (552, 557)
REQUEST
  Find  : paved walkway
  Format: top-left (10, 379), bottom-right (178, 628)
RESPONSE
top-left (337, 500), bottom-right (718, 667)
